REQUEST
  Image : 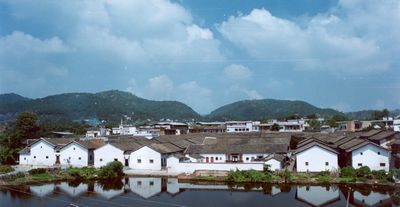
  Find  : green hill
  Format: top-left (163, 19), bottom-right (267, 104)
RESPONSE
top-left (0, 90), bottom-right (200, 123)
top-left (206, 99), bottom-right (344, 121)
top-left (0, 93), bottom-right (31, 105)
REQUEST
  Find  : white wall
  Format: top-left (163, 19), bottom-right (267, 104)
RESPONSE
top-left (352, 144), bottom-right (389, 171)
top-left (29, 140), bottom-right (56, 166)
top-left (200, 154), bottom-right (226, 163)
top-left (167, 156), bottom-right (264, 173)
top-left (296, 146), bottom-right (338, 172)
top-left (60, 143), bottom-right (88, 167)
top-left (19, 154), bottom-right (30, 165)
top-left (94, 144), bottom-right (125, 168)
top-left (243, 153), bottom-right (268, 163)
top-left (129, 146), bottom-right (161, 170)
top-left (265, 159), bottom-right (281, 171)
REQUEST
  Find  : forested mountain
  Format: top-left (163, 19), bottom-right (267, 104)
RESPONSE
top-left (0, 90), bottom-right (200, 124)
top-left (206, 99), bottom-right (344, 121)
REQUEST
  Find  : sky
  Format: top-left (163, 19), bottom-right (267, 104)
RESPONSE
top-left (0, 0), bottom-right (399, 114)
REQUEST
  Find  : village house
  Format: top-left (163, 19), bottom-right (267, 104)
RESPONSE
top-left (19, 138), bottom-right (105, 167)
top-left (225, 121), bottom-right (260, 133)
top-left (295, 141), bottom-right (339, 172)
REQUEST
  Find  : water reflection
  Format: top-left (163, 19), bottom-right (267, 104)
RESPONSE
top-left (0, 177), bottom-right (399, 207)
top-left (296, 185), bottom-right (340, 206)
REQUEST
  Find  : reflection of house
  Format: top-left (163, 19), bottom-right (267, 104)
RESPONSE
top-left (296, 186), bottom-right (340, 206)
top-left (295, 141), bottom-right (339, 172)
top-left (129, 177), bottom-right (162, 199)
top-left (94, 183), bottom-right (124, 200)
top-left (57, 182), bottom-right (88, 197)
top-left (353, 191), bottom-right (391, 206)
top-left (166, 178), bottom-right (180, 195)
top-left (29, 184), bottom-right (55, 198)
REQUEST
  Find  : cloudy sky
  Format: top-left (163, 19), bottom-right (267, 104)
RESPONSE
top-left (0, 0), bottom-right (399, 114)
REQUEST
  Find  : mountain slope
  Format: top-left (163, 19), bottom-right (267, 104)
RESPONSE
top-left (206, 99), bottom-right (344, 121)
top-left (0, 90), bottom-right (200, 123)
top-left (0, 93), bottom-right (31, 105)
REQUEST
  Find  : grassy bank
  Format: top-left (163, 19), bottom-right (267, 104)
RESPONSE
top-left (0, 165), bottom-right (14, 175)
top-left (3, 161), bottom-right (125, 185)
top-left (189, 167), bottom-right (400, 186)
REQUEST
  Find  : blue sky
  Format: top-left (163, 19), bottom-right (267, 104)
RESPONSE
top-left (0, 0), bottom-right (399, 114)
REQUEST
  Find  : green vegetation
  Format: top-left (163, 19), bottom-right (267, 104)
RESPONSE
top-left (0, 165), bottom-right (14, 174)
top-left (98, 161), bottom-right (124, 179)
top-left (206, 99), bottom-right (344, 121)
top-left (0, 90), bottom-right (200, 125)
top-left (67, 167), bottom-right (100, 180)
top-left (227, 169), bottom-right (274, 183)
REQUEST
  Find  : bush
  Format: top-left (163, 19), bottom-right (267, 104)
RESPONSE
top-left (340, 167), bottom-right (356, 177)
top-left (0, 165), bottom-right (14, 174)
top-left (29, 168), bottom-right (47, 175)
top-left (227, 169), bottom-right (272, 182)
top-left (316, 170), bottom-right (330, 177)
top-left (67, 167), bottom-right (99, 179)
top-left (99, 161), bottom-right (124, 179)
top-left (278, 168), bottom-right (291, 183)
top-left (67, 168), bottom-right (83, 179)
top-left (372, 170), bottom-right (387, 180)
top-left (356, 166), bottom-right (371, 178)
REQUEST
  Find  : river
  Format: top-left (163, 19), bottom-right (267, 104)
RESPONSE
top-left (0, 177), bottom-right (399, 207)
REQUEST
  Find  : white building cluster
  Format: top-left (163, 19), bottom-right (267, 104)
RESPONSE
top-left (19, 130), bottom-right (399, 173)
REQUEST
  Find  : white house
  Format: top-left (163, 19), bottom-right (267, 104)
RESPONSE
top-left (93, 143), bottom-right (126, 168)
top-left (296, 141), bottom-right (339, 172)
top-left (347, 142), bottom-right (389, 171)
top-left (129, 146), bottom-right (162, 170)
top-left (225, 121), bottom-right (260, 133)
top-left (59, 141), bottom-right (89, 167)
top-left (18, 138), bottom-right (72, 166)
top-left (263, 154), bottom-right (285, 171)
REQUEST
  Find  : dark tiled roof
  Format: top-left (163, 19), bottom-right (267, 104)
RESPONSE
top-left (295, 141), bottom-right (338, 154)
top-left (149, 143), bottom-right (183, 154)
top-left (185, 143), bottom-right (288, 154)
top-left (76, 140), bottom-right (105, 149)
top-left (368, 131), bottom-right (397, 141)
top-left (19, 147), bottom-right (30, 154)
top-left (109, 141), bottom-right (143, 152)
top-left (264, 153), bottom-right (285, 162)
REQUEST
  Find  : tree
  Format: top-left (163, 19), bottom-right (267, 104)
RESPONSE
top-left (308, 119), bottom-right (321, 130)
top-left (260, 116), bottom-right (269, 124)
top-left (271, 123), bottom-right (280, 131)
top-left (306, 114), bottom-right (318, 119)
top-left (13, 111), bottom-right (39, 147)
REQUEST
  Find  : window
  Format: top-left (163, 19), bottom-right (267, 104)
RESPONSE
top-left (257, 156), bottom-right (263, 159)
top-left (246, 157), bottom-right (249, 161)
top-left (73, 147), bottom-right (75, 150)
top-left (34, 156), bottom-right (36, 158)
top-left (380, 163), bottom-right (386, 167)
top-left (137, 181), bottom-right (142, 186)
top-left (360, 152), bottom-right (363, 155)
top-left (150, 181), bottom-right (154, 186)
top-left (100, 158), bottom-right (103, 162)
top-left (378, 152), bottom-right (381, 155)
top-left (137, 159), bottom-right (142, 163)
top-left (24, 157), bottom-right (26, 160)
top-left (305, 162), bottom-right (309, 166)
top-left (215, 157), bottom-right (218, 161)
top-left (46, 156), bottom-right (49, 159)
top-left (149, 159), bottom-right (154, 164)
top-left (358, 163), bottom-right (362, 166)
top-left (78, 157), bottom-right (81, 160)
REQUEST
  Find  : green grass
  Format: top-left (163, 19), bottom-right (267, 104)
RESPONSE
top-left (338, 177), bottom-right (356, 183)
top-left (13, 173), bottom-right (55, 183)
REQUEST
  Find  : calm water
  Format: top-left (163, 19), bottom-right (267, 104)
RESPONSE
top-left (0, 177), bottom-right (399, 207)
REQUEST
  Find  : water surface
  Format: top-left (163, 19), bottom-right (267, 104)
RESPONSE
top-left (0, 177), bottom-right (398, 207)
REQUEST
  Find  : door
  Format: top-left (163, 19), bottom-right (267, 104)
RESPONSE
top-left (55, 155), bottom-right (60, 164)
top-left (205, 157), bottom-right (209, 163)
top-left (210, 157), bottom-right (214, 163)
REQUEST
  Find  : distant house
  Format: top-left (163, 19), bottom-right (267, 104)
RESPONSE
top-left (295, 141), bottom-right (339, 172)
top-left (225, 121), bottom-right (260, 133)
top-left (263, 154), bottom-right (285, 171)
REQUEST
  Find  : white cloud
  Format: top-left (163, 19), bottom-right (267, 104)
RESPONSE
top-left (186, 25), bottom-right (213, 42)
top-left (242, 88), bottom-right (263, 99)
top-left (146, 74), bottom-right (174, 100)
top-left (218, 1), bottom-right (399, 73)
top-left (223, 64), bottom-right (252, 81)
